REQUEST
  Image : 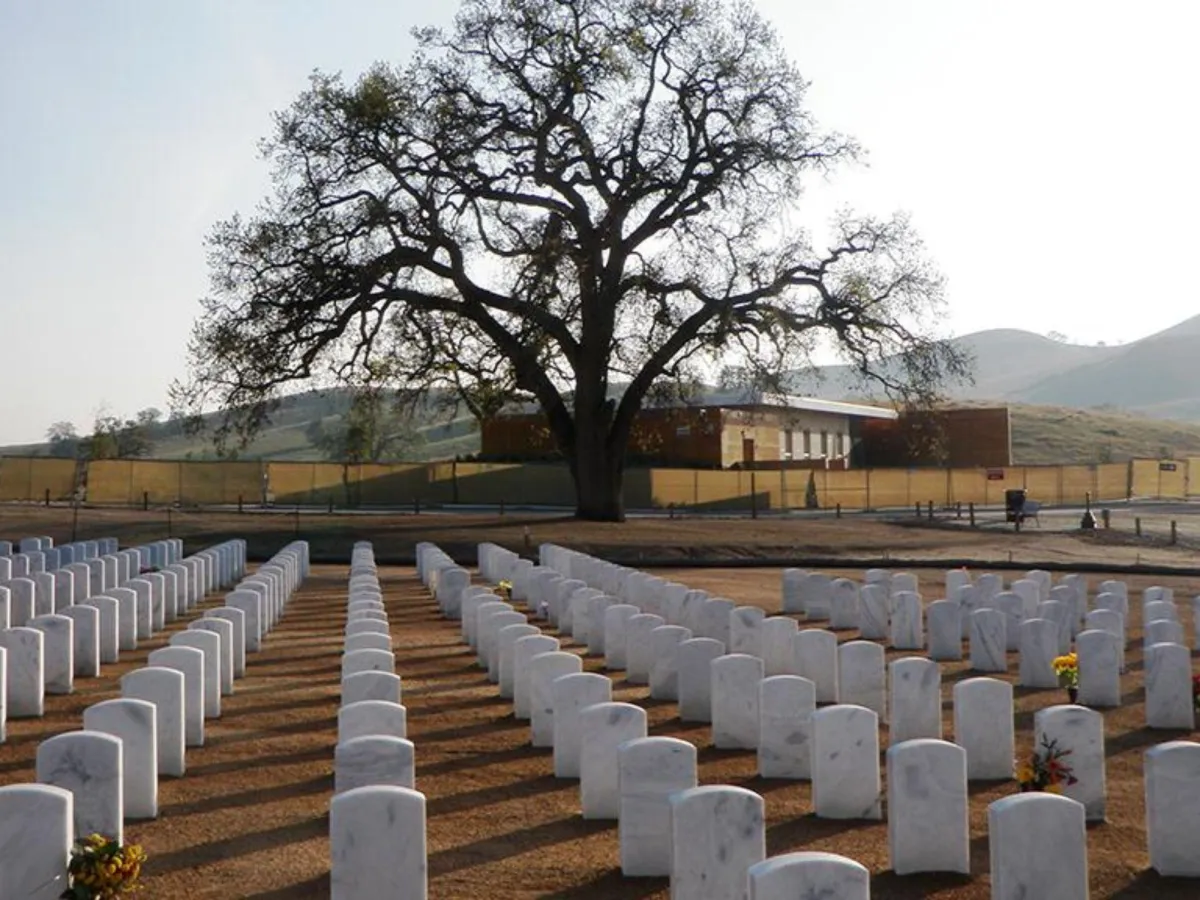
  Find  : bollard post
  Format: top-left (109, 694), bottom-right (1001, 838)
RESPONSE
top-left (45, 488), bottom-right (50, 507)
top-left (1171, 520), bottom-right (1177, 545)
top-left (956, 501), bottom-right (962, 519)
top-left (969, 502), bottom-right (976, 527)
top-left (927, 500), bottom-right (934, 520)
top-left (143, 491), bottom-right (149, 512)
top-left (1101, 508), bottom-right (1110, 529)
top-left (836, 503), bottom-right (842, 519)
top-left (1135, 517), bottom-right (1142, 537)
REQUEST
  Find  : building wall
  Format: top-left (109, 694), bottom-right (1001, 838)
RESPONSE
top-left (479, 407), bottom-right (726, 467)
top-left (718, 408), bottom-right (856, 468)
top-left (859, 407), bottom-right (1011, 469)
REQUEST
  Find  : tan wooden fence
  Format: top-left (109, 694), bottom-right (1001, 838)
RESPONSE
top-left (0, 456), bottom-right (1193, 510)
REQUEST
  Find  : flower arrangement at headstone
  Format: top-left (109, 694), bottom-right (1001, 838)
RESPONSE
top-left (1015, 736), bottom-right (1078, 794)
top-left (1053, 652), bottom-right (1079, 703)
top-left (61, 833), bottom-right (146, 898)
top-left (497, 580), bottom-right (513, 603)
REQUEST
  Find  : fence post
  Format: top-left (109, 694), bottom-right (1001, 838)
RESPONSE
top-left (836, 503), bottom-right (842, 519)
top-left (167, 506), bottom-right (173, 538)
top-left (143, 491), bottom-right (149, 512)
top-left (71, 501), bottom-right (80, 543)
top-left (45, 488), bottom-right (50, 507)
top-left (969, 502), bottom-right (975, 527)
top-left (1135, 517), bottom-right (1142, 537)
top-left (499, 498), bottom-right (505, 517)
top-left (1171, 520), bottom-right (1177, 544)
top-left (238, 494), bottom-right (243, 514)
top-left (294, 506), bottom-right (301, 536)
top-left (414, 496), bottom-right (421, 515)
top-left (1102, 508), bottom-right (1110, 529)
top-left (750, 470), bottom-right (758, 519)
top-left (914, 502), bottom-right (920, 518)
top-left (927, 500), bottom-right (934, 520)
top-left (956, 501), bottom-right (962, 519)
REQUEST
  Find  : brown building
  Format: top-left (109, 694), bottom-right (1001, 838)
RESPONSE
top-left (480, 393), bottom-right (900, 469)
top-left (858, 406), bottom-right (1012, 469)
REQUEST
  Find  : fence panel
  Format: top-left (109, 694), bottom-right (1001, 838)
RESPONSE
top-left (1022, 467), bottom-right (1062, 506)
top-left (127, 460), bottom-right (181, 505)
top-left (820, 469), bottom-right (869, 509)
top-left (865, 469), bottom-right (910, 508)
top-left (0, 457), bottom-right (78, 502)
top-left (87, 460), bottom-right (135, 504)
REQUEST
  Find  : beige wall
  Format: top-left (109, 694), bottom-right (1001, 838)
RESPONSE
top-left (0, 455), bottom-right (1193, 508)
top-left (719, 409), bottom-right (854, 467)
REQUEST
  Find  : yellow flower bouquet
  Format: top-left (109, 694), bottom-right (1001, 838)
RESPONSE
top-left (1052, 651), bottom-right (1079, 702)
top-left (497, 579), bottom-right (513, 602)
top-left (61, 833), bottom-right (146, 899)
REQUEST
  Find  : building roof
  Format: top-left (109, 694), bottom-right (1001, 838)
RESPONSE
top-left (687, 390), bottom-right (899, 420)
top-left (500, 389), bottom-right (898, 420)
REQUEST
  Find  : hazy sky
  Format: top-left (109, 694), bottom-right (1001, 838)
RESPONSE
top-left (2, 1), bottom-right (1197, 444)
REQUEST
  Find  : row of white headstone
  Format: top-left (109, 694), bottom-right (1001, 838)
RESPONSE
top-left (480, 544), bottom-right (1200, 894)
top-left (782, 569), bottom-right (1196, 730)
top-left (1, 536), bottom-right (183, 625)
top-left (330, 541), bottom-right (427, 900)
top-left (1, 537), bottom-right (226, 734)
top-left (0, 539), bottom-right (310, 900)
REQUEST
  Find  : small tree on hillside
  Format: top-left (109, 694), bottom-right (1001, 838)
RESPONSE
top-left (176, 0), bottom-right (969, 521)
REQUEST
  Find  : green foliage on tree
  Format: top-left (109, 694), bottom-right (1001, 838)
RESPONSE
top-left (176, 0), bottom-right (968, 520)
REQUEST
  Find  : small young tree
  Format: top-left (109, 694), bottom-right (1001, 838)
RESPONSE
top-left (177, 0), bottom-right (968, 520)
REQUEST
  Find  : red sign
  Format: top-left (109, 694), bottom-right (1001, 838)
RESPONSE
top-left (986, 469), bottom-right (1005, 481)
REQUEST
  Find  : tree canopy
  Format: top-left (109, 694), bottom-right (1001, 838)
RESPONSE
top-left (179, 0), bottom-right (968, 520)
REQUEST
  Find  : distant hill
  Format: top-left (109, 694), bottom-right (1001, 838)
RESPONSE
top-left (7, 314), bottom-right (1200, 464)
top-left (790, 314), bottom-right (1200, 421)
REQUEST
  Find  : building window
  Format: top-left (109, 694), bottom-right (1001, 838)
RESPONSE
top-left (783, 429), bottom-right (794, 459)
top-left (820, 431), bottom-right (828, 457)
top-left (803, 430), bottom-right (811, 457)
top-left (839, 433), bottom-right (847, 457)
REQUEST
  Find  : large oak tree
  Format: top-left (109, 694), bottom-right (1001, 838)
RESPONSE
top-left (181, 0), bottom-right (968, 520)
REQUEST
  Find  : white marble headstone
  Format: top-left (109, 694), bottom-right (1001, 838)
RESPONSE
top-left (0, 783), bottom-right (74, 900)
top-left (330, 785), bottom-right (427, 900)
top-left (952, 677), bottom-right (1013, 780)
top-left (82, 698), bottom-right (157, 820)
top-left (886, 738), bottom-right (969, 874)
top-left (757, 675), bottom-right (816, 780)
top-left (121, 666), bottom-right (186, 776)
top-left (36, 730), bottom-right (124, 844)
top-left (1145, 741), bottom-right (1200, 877)
top-left (670, 785), bottom-right (766, 900)
top-left (1034, 704), bottom-right (1106, 821)
top-left (811, 705), bottom-right (881, 820)
top-left (888, 656), bottom-right (941, 745)
top-left (988, 792), bottom-right (1087, 900)
top-left (677, 637), bottom-right (726, 723)
top-left (618, 737), bottom-right (697, 876)
top-left (579, 701), bottom-right (647, 820)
